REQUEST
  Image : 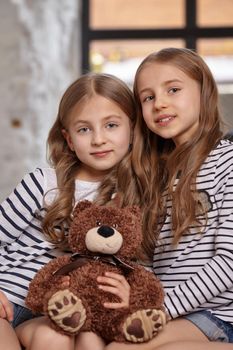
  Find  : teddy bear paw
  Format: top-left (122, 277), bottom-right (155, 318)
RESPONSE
top-left (123, 309), bottom-right (166, 343)
top-left (47, 289), bottom-right (86, 334)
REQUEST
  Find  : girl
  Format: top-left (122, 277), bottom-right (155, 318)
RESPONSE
top-left (0, 72), bottom-right (135, 350)
top-left (105, 48), bottom-right (233, 349)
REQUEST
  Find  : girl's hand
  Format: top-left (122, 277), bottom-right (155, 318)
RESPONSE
top-left (0, 290), bottom-right (14, 322)
top-left (97, 272), bottom-right (130, 309)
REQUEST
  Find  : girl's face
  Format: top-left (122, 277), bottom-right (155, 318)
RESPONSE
top-left (63, 94), bottom-right (132, 181)
top-left (137, 62), bottom-right (201, 146)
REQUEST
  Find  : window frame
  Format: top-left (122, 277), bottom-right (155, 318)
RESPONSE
top-left (81, 0), bottom-right (233, 73)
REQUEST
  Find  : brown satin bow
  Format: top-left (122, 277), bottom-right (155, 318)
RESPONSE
top-left (52, 252), bottom-right (134, 276)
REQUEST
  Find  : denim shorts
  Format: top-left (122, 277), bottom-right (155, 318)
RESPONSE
top-left (11, 303), bottom-right (39, 328)
top-left (184, 310), bottom-right (233, 343)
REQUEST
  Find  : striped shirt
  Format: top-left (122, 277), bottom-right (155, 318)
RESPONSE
top-left (0, 167), bottom-right (99, 307)
top-left (153, 139), bottom-right (233, 325)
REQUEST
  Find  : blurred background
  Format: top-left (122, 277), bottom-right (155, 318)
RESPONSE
top-left (0, 0), bottom-right (233, 201)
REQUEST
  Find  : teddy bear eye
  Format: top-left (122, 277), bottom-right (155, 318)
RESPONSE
top-left (112, 223), bottom-right (118, 229)
top-left (96, 221), bottom-right (102, 226)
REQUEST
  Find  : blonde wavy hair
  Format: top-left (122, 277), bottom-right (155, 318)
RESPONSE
top-left (42, 73), bottom-right (136, 245)
top-left (105, 48), bottom-right (224, 259)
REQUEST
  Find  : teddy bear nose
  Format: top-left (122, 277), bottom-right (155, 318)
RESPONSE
top-left (97, 225), bottom-right (114, 238)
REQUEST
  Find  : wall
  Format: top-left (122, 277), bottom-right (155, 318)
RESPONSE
top-left (0, 0), bottom-right (81, 202)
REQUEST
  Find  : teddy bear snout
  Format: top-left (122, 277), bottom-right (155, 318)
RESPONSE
top-left (85, 226), bottom-right (123, 254)
top-left (97, 225), bottom-right (114, 238)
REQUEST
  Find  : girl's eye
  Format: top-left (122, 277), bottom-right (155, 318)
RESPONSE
top-left (144, 95), bottom-right (154, 102)
top-left (106, 122), bottom-right (118, 129)
top-left (77, 127), bottom-right (90, 133)
top-left (168, 87), bottom-right (180, 94)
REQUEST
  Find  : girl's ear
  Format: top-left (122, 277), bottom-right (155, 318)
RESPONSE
top-left (62, 128), bottom-right (74, 151)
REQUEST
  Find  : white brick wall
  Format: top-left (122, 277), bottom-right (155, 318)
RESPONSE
top-left (0, 0), bottom-right (81, 201)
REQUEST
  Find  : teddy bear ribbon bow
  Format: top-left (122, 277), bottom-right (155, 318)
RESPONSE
top-left (52, 252), bottom-right (134, 276)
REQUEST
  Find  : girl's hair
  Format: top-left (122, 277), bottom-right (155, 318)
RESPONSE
top-left (42, 72), bottom-right (135, 244)
top-left (119, 48), bottom-right (223, 259)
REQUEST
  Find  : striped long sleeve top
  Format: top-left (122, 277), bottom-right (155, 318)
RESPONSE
top-left (0, 167), bottom-right (99, 307)
top-left (153, 139), bottom-right (233, 325)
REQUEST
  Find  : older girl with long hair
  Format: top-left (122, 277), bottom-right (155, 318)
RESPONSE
top-left (105, 48), bottom-right (233, 349)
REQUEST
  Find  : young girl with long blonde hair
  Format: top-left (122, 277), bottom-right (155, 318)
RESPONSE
top-left (0, 72), bottom-right (135, 350)
top-left (105, 48), bottom-right (233, 350)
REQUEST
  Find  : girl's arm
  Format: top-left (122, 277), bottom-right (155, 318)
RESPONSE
top-left (164, 149), bottom-right (233, 319)
top-left (0, 168), bottom-right (45, 245)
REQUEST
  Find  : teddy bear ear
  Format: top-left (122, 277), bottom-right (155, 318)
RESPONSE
top-left (72, 200), bottom-right (93, 218)
top-left (129, 206), bottom-right (141, 218)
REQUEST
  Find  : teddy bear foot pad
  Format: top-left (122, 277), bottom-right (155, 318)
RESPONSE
top-left (48, 289), bottom-right (86, 333)
top-left (123, 309), bottom-right (166, 343)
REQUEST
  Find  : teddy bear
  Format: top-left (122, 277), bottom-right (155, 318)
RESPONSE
top-left (26, 200), bottom-right (166, 343)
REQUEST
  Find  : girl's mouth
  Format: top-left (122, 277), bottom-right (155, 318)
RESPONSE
top-left (156, 115), bottom-right (175, 126)
top-left (91, 150), bottom-right (112, 157)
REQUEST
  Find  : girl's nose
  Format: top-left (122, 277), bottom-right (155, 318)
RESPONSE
top-left (153, 95), bottom-right (168, 110)
top-left (91, 130), bottom-right (106, 145)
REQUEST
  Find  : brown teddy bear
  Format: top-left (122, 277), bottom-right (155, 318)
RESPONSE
top-left (26, 200), bottom-right (166, 343)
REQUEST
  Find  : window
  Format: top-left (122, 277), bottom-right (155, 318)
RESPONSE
top-left (90, 0), bottom-right (185, 29)
top-left (81, 0), bottom-right (233, 89)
